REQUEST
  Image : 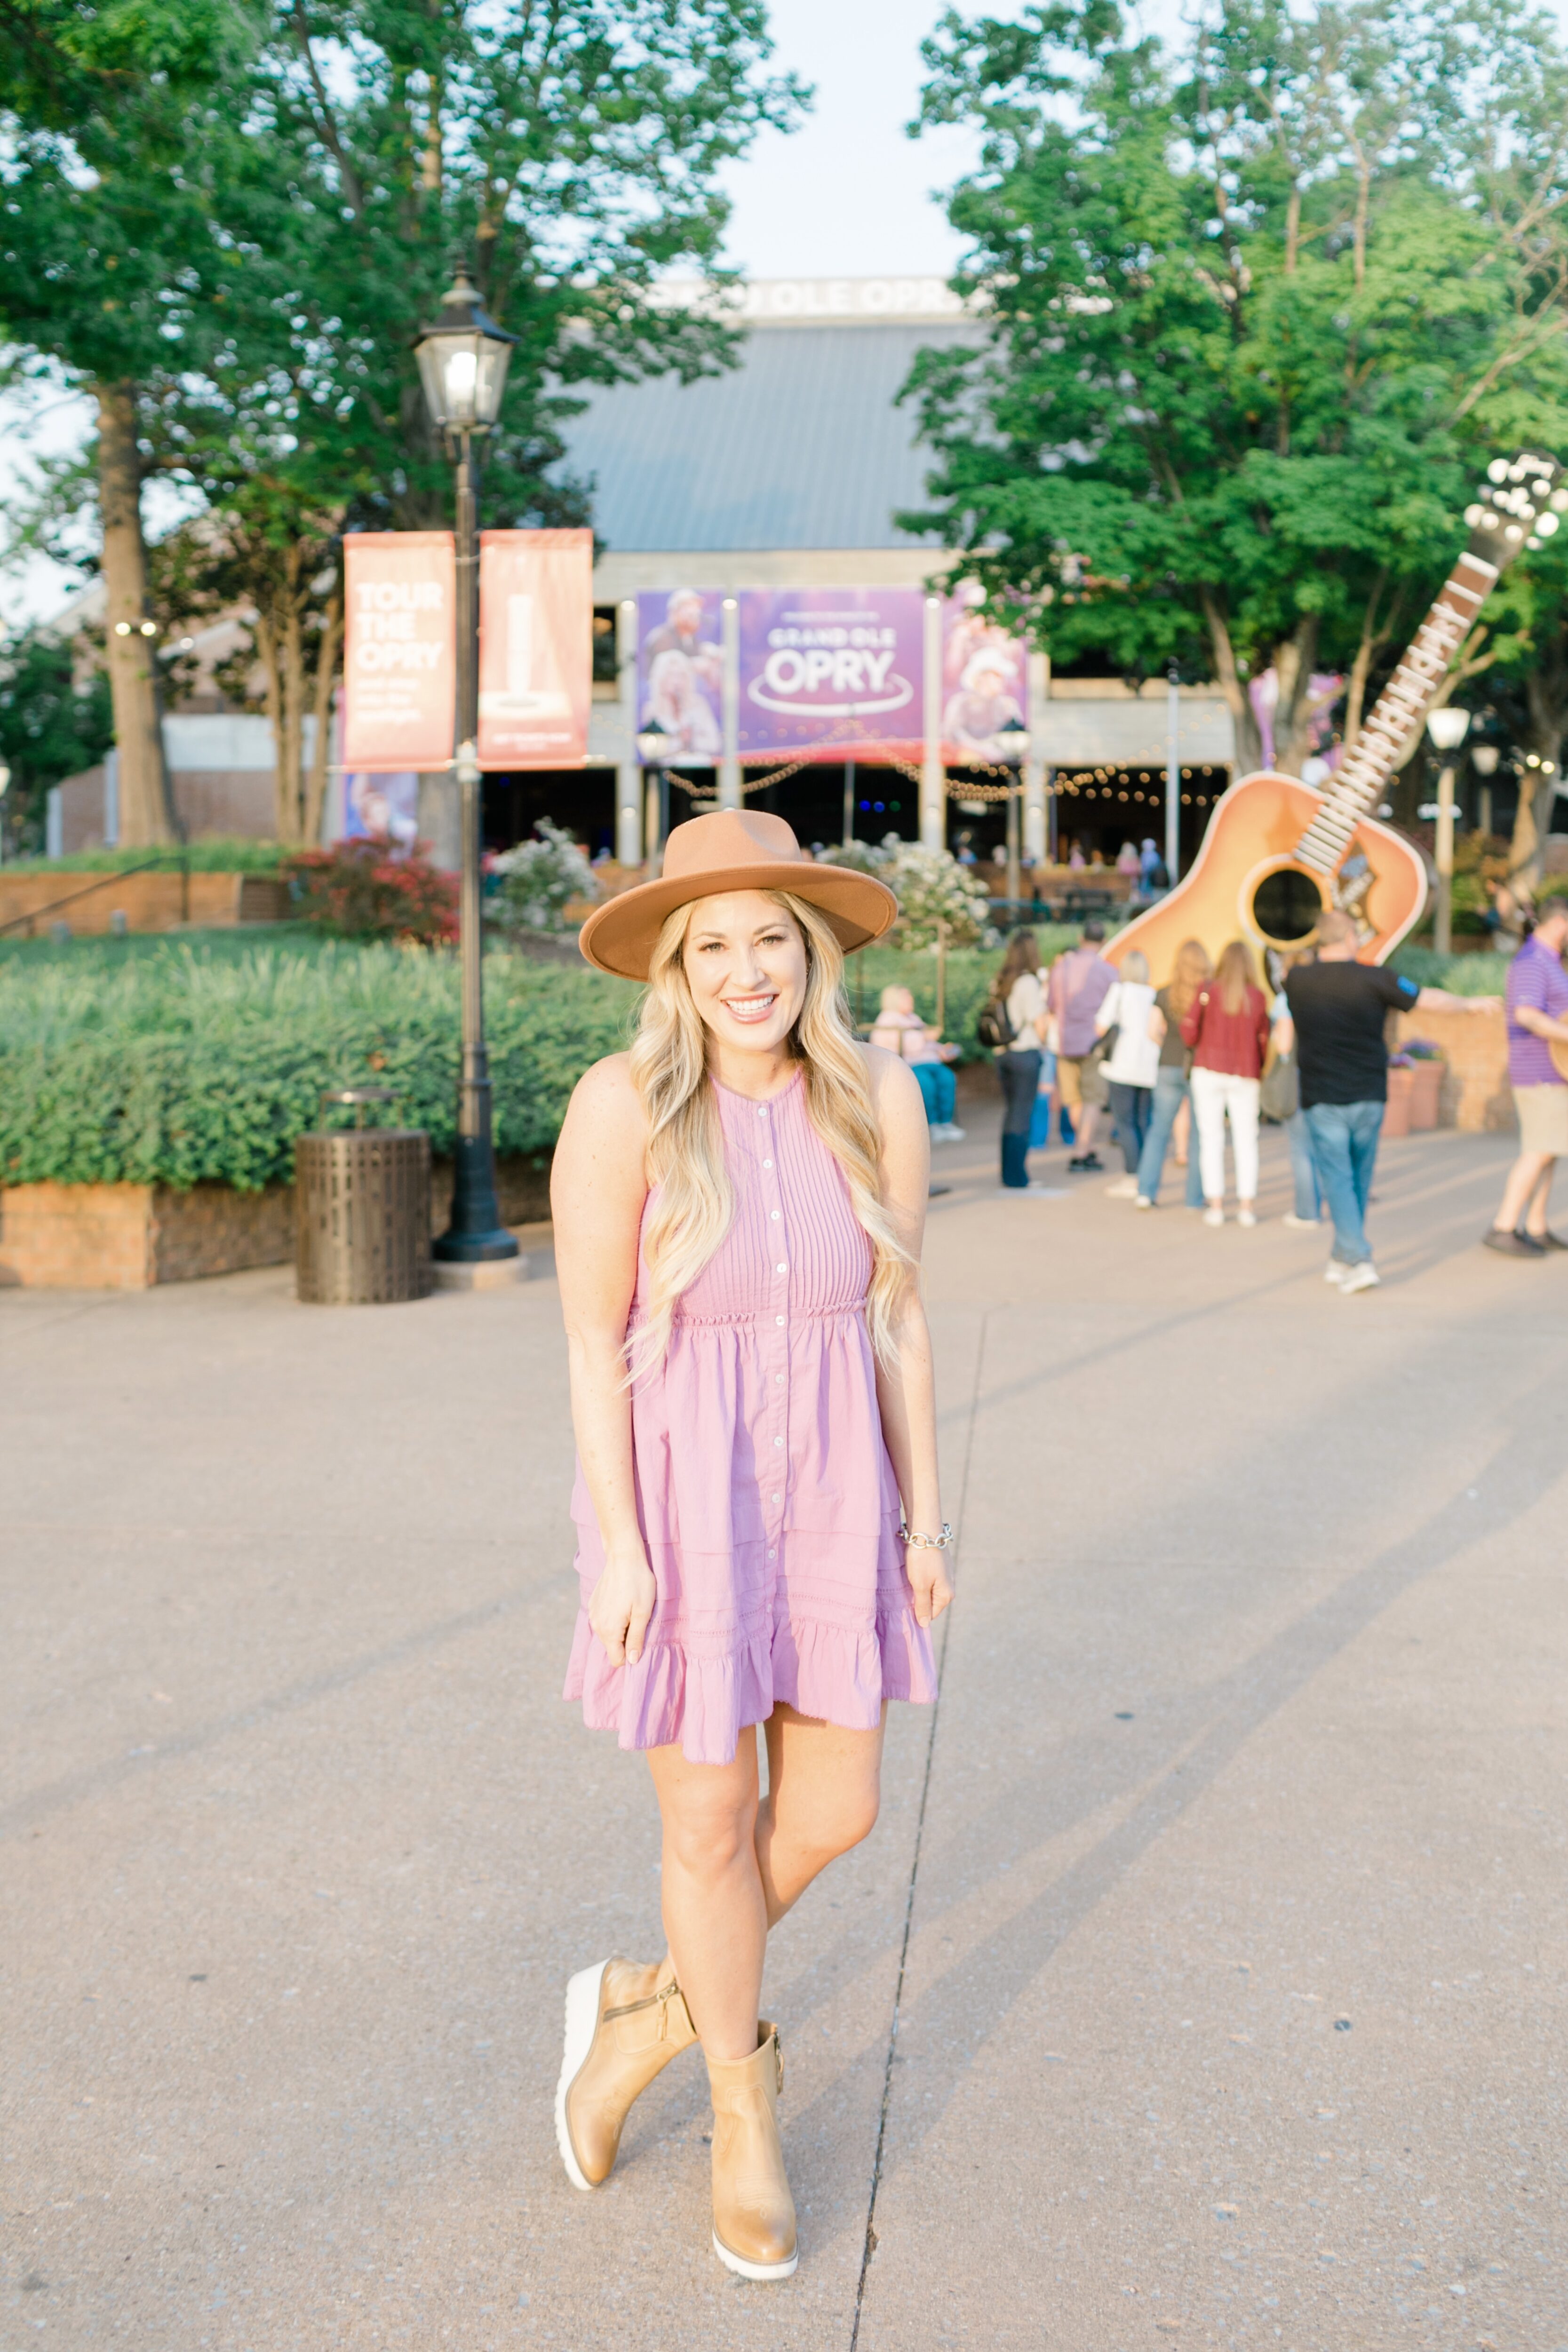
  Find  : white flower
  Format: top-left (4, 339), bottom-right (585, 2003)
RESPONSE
top-left (488, 819), bottom-right (601, 935)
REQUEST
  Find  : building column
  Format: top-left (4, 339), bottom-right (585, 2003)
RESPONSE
top-left (719, 596), bottom-right (741, 810)
top-left (1024, 649), bottom-right (1049, 863)
top-left (616, 597), bottom-right (642, 866)
top-left (920, 594), bottom-right (945, 850)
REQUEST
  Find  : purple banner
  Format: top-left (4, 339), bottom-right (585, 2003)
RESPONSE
top-left (940, 582), bottom-right (1028, 764)
top-left (739, 588), bottom-right (924, 762)
top-left (636, 588), bottom-right (723, 763)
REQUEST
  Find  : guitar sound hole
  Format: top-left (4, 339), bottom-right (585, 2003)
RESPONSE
top-left (1251, 867), bottom-right (1325, 945)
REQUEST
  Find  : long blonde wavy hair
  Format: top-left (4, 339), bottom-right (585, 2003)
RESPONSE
top-left (627, 889), bottom-right (914, 1377)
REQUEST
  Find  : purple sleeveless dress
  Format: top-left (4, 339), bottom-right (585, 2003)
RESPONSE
top-left (563, 1069), bottom-right (939, 1767)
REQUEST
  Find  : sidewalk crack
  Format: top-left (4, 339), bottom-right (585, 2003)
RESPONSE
top-left (849, 1306), bottom-right (987, 2350)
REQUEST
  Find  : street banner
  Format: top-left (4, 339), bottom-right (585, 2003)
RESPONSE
top-left (478, 528), bottom-right (594, 769)
top-left (737, 588), bottom-right (925, 763)
top-left (342, 532), bottom-right (455, 773)
top-left (635, 588), bottom-right (724, 764)
top-left (940, 581), bottom-right (1029, 764)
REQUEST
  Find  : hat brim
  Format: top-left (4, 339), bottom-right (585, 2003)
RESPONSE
top-left (577, 860), bottom-right (900, 981)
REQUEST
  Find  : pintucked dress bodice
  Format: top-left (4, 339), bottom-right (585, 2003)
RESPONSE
top-left (563, 1069), bottom-right (938, 1766)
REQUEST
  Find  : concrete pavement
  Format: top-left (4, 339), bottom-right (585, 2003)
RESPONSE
top-left (4, 1107), bottom-right (1566, 2351)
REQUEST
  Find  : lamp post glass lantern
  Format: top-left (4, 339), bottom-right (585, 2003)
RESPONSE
top-left (636, 716), bottom-right (671, 869)
top-left (414, 266), bottom-right (519, 1264)
top-left (1425, 707), bottom-right (1471, 959)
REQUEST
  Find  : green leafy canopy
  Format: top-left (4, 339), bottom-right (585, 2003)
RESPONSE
top-left (903, 0), bottom-right (1568, 776)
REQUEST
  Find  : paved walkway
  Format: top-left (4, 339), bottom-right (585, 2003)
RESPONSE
top-left (5, 1109), bottom-right (1566, 2351)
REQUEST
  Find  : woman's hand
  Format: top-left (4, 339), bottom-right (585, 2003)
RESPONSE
top-left (588, 1544), bottom-right (658, 1669)
top-left (904, 1538), bottom-right (954, 1630)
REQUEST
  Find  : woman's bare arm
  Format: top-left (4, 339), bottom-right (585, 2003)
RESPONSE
top-left (864, 1047), bottom-right (953, 1631)
top-left (550, 1054), bottom-right (657, 1669)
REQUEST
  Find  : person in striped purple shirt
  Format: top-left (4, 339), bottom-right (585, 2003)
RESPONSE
top-left (1486, 898), bottom-right (1568, 1257)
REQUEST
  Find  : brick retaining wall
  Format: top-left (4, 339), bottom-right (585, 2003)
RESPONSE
top-left (0, 870), bottom-right (287, 938)
top-left (0, 1154), bottom-right (553, 1289)
top-left (1394, 1002), bottom-right (1511, 1133)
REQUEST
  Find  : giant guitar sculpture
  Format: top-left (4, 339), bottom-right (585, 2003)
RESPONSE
top-left (1107, 453), bottom-right (1566, 986)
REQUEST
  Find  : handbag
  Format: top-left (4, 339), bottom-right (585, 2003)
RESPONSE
top-left (1260, 1048), bottom-right (1300, 1122)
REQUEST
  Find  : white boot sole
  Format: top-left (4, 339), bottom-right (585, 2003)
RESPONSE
top-left (712, 2228), bottom-right (799, 2281)
top-left (554, 1960), bottom-right (610, 2193)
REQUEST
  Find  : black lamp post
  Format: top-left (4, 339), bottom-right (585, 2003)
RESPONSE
top-left (995, 716), bottom-right (1030, 916)
top-left (636, 715), bottom-right (671, 870)
top-left (414, 264), bottom-right (519, 1265)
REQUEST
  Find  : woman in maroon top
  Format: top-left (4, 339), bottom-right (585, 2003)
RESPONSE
top-left (1180, 939), bottom-right (1271, 1227)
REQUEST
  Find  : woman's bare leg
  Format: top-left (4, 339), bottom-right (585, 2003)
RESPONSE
top-left (756, 1703), bottom-right (886, 1926)
top-left (645, 1737), bottom-right (765, 2062)
top-left (644, 1705), bottom-right (885, 2055)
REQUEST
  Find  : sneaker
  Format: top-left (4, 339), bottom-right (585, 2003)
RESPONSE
top-left (1324, 1261), bottom-right (1347, 1284)
top-left (929, 1123), bottom-right (967, 1143)
top-left (1002, 1182), bottom-right (1069, 1197)
top-left (1483, 1228), bottom-right (1546, 1258)
top-left (1066, 1152), bottom-right (1104, 1174)
top-left (1532, 1229), bottom-right (1567, 1251)
top-left (1202, 1206), bottom-right (1225, 1228)
top-left (1134, 1195), bottom-right (1154, 1210)
top-left (1237, 1208), bottom-right (1257, 1228)
top-left (1104, 1176), bottom-right (1140, 1199)
top-left (1339, 1260), bottom-right (1381, 1295)
top-left (1281, 1214), bottom-right (1321, 1230)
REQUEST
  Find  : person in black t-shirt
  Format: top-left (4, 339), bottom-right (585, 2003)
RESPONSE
top-left (1275, 910), bottom-right (1466, 1292)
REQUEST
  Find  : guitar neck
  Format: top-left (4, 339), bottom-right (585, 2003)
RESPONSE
top-left (1293, 551), bottom-right (1498, 874)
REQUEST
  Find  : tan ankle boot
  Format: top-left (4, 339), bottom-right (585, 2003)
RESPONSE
top-left (555, 1958), bottom-right (696, 2191)
top-left (707, 2022), bottom-right (797, 2280)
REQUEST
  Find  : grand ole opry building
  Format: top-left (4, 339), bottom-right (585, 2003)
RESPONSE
top-left (52, 278), bottom-right (1234, 865)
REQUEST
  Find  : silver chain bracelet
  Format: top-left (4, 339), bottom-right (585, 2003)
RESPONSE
top-left (899, 1522), bottom-right (955, 1552)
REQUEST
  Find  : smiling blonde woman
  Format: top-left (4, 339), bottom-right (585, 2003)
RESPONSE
top-left (549, 810), bottom-right (952, 2281)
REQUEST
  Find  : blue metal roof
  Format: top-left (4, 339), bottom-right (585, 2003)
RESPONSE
top-left (557, 322), bottom-right (979, 553)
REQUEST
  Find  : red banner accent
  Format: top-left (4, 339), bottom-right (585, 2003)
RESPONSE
top-left (342, 533), bottom-right (455, 773)
top-left (478, 529), bottom-right (594, 770)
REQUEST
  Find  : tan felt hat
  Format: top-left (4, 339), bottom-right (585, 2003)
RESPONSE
top-left (577, 809), bottom-right (899, 981)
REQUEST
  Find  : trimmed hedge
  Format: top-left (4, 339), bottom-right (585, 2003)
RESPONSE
top-left (8, 838), bottom-right (289, 874)
top-left (1389, 946), bottom-right (1510, 995)
top-left (0, 931), bottom-right (1095, 1193)
top-left (0, 944), bottom-right (638, 1190)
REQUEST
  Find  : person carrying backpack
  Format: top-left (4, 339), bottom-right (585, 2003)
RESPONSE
top-left (982, 930), bottom-right (1050, 1191)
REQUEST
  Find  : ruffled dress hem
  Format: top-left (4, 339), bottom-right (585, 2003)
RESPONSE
top-left (563, 1598), bottom-right (939, 1768)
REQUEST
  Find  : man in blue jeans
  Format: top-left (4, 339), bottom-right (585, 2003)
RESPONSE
top-left (1276, 910), bottom-right (1469, 1293)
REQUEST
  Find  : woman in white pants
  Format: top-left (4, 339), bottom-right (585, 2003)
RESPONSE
top-left (1179, 940), bottom-right (1271, 1227)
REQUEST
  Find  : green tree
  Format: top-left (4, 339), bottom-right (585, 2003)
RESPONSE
top-left (904, 0), bottom-right (1568, 779)
top-left (0, 625), bottom-right (115, 856)
top-left (0, 0), bottom-right (257, 843)
top-left (1472, 538), bottom-right (1568, 890)
top-left (3, 0), bottom-right (803, 847)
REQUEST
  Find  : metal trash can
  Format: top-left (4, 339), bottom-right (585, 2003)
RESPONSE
top-left (295, 1089), bottom-right (432, 1305)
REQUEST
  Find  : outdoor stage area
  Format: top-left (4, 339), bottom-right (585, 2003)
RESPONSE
top-left (6, 1106), bottom-right (1566, 2350)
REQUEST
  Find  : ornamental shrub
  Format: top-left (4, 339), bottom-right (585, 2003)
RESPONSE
top-left (488, 818), bottom-right (601, 936)
top-left (831, 834), bottom-right (995, 949)
top-left (283, 841), bottom-right (458, 943)
top-left (0, 944), bottom-right (637, 1189)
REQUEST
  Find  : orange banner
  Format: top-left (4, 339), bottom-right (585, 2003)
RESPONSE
top-left (342, 532), bottom-right (455, 773)
top-left (478, 528), bottom-right (594, 770)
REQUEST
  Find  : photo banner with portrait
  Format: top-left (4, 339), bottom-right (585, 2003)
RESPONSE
top-left (737, 588), bottom-right (924, 762)
top-left (478, 528), bottom-right (594, 770)
top-left (342, 532), bottom-right (455, 773)
top-left (342, 771), bottom-right (420, 847)
top-left (939, 585), bottom-right (1030, 765)
top-left (635, 589), bottom-right (725, 766)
